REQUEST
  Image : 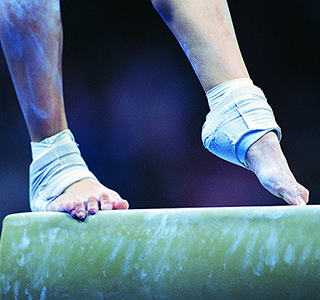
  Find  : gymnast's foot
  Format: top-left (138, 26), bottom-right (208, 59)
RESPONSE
top-left (46, 178), bottom-right (129, 220)
top-left (245, 131), bottom-right (309, 205)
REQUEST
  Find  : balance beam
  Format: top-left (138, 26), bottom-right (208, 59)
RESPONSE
top-left (1, 206), bottom-right (320, 299)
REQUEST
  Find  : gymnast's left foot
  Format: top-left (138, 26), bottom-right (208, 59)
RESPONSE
top-left (29, 129), bottom-right (129, 219)
top-left (46, 178), bottom-right (129, 220)
top-left (245, 131), bottom-right (309, 206)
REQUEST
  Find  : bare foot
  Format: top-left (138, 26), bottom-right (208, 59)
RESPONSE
top-left (46, 178), bottom-right (129, 220)
top-left (245, 132), bottom-right (309, 205)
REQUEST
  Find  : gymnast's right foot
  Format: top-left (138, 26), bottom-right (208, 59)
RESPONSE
top-left (245, 131), bottom-right (309, 205)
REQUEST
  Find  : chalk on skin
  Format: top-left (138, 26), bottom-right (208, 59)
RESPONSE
top-left (1, 206), bottom-right (320, 299)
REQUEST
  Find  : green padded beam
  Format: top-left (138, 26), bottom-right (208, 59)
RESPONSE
top-left (1, 206), bottom-right (320, 299)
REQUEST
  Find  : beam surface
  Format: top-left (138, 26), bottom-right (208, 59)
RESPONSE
top-left (1, 206), bottom-right (320, 299)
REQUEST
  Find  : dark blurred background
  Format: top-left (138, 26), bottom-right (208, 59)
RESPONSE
top-left (1, 0), bottom-right (320, 227)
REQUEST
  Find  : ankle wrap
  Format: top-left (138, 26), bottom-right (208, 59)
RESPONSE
top-left (202, 79), bottom-right (281, 168)
top-left (29, 130), bottom-right (97, 212)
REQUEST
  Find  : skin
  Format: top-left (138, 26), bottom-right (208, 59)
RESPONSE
top-left (245, 132), bottom-right (308, 206)
top-left (152, 0), bottom-right (308, 206)
top-left (0, 0), bottom-right (308, 220)
top-left (0, 0), bottom-right (129, 220)
top-left (0, 0), bottom-right (67, 141)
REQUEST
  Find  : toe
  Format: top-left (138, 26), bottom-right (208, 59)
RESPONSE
top-left (112, 199), bottom-right (129, 210)
top-left (45, 178), bottom-right (130, 217)
top-left (87, 196), bottom-right (99, 215)
top-left (74, 200), bottom-right (87, 220)
top-left (278, 183), bottom-right (309, 206)
top-left (100, 194), bottom-right (113, 210)
top-left (108, 192), bottom-right (129, 210)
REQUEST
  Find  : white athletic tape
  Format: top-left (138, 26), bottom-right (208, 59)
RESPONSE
top-left (202, 78), bottom-right (281, 168)
top-left (29, 130), bottom-right (97, 212)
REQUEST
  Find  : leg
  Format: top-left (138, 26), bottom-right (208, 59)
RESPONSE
top-left (0, 0), bottom-right (128, 219)
top-left (152, 0), bottom-right (309, 205)
top-left (152, 0), bottom-right (249, 92)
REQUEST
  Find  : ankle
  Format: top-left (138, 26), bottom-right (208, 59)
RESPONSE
top-left (245, 131), bottom-right (280, 172)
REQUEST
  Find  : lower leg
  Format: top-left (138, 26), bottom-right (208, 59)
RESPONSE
top-left (152, 0), bottom-right (249, 92)
top-left (152, 0), bottom-right (309, 205)
top-left (0, 0), bottom-right (128, 218)
top-left (0, 0), bottom-right (67, 142)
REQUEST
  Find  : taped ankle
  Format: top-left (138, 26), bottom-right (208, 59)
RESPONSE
top-left (29, 129), bottom-right (97, 212)
top-left (202, 78), bottom-right (281, 168)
